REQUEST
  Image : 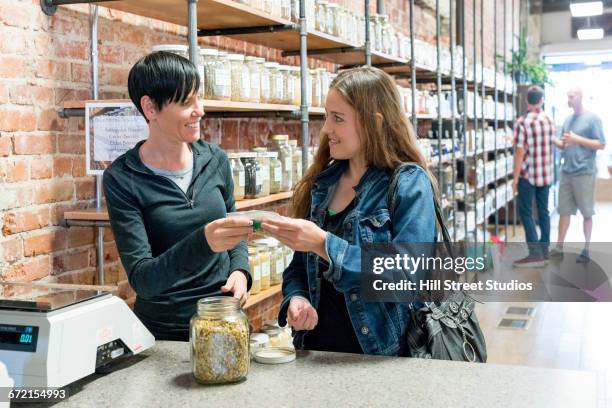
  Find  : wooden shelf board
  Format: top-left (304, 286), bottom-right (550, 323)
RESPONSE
top-left (244, 284), bottom-right (282, 309)
top-left (100, 0), bottom-right (289, 30)
top-left (64, 192), bottom-right (293, 223)
top-left (63, 99), bottom-right (325, 115)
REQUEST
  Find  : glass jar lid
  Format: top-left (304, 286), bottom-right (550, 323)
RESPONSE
top-left (245, 56), bottom-right (258, 62)
top-left (265, 62), bottom-right (280, 68)
top-left (271, 134), bottom-right (289, 141)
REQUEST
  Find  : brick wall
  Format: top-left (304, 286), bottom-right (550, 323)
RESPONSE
top-left (0, 0), bottom-right (516, 326)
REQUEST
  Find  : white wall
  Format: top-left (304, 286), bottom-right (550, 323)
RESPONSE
top-left (540, 9), bottom-right (612, 56)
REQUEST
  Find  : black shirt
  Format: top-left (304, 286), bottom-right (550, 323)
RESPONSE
top-left (303, 199), bottom-right (363, 354)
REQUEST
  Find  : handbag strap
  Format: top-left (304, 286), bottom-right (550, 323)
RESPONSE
top-left (387, 163), bottom-right (453, 258)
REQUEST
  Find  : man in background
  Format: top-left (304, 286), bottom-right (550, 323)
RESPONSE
top-left (551, 87), bottom-right (606, 263)
top-left (512, 86), bottom-right (559, 267)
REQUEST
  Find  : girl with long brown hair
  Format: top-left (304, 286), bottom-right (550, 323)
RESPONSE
top-left (262, 66), bottom-right (437, 355)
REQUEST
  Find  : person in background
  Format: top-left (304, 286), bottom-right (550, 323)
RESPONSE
top-left (103, 52), bottom-right (252, 341)
top-left (551, 87), bottom-right (606, 263)
top-left (512, 86), bottom-right (559, 268)
top-left (262, 66), bottom-right (437, 356)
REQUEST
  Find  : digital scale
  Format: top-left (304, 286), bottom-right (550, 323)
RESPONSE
top-left (0, 282), bottom-right (155, 388)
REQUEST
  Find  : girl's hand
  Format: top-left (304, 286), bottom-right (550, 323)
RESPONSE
top-left (262, 217), bottom-right (328, 260)
top-left (287, 296), bottom-right (318, 331)
top-left (221, 270), bottom-right (249, 305)
top-left (204, 217), bottom-right (253, 252)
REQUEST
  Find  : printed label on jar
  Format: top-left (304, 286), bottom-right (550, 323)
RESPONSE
top-left (285, 158), bottom-right (292, 171)
top-left (262, 261), bottom-right (270, 277)
top-left (262, 167), bottom-right (270, 181)
top-left (276, 259), bottom-right (284, 274)
top-left (238, 171), bottom-right (245, 187)
top-left (242, 72), bottom-right (251, 98)
top-left (254, 265), bottom-right (261, 280)
top-left (215, 69), bottom-right (229, 86)
top-left (274, 167), bottom-right (282, 182)
top-left (256, 169), bottom-right (264, 186)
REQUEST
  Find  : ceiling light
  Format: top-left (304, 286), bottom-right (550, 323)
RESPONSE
top-left (570, 1), bottom-right (603, 17)
top-left (577, 28), bottom-right (604, 40)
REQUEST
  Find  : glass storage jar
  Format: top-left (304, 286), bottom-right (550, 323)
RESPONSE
top-left (310, 69), bottom-right (321, 107)
top-left (315, 0), bottom-right (328, 32)
top-left (326, 4), bottom-right (339, 36)
top-left (248, 246), bottom-right (261, 294)
top-left (317, 68), bottom-right (329, 105)
top-left (241, 152), bottom-right (262, 199)
top-left (268, 135), bottom-right (293, 192)
top-left (290, 66), bottom-right (301, 105)
top-left (152, 44), bottom-right (189, 59)
top-left (271, 240), bottom-right (285, 285)
top-left (229, 54), bottom-right (250, 102)
top-left (259, 59), bottom-right (272, 103)
top-left (255, 241), bottom-right (271, 290)
top-left (262, 0), bottom-right (273, 14)
top-left (283, 245), bottom-right (294, 269)
top-left (245, 56), bottom-right (261, 103)
top-left (277, 65), bottom-right (289, 104)
top-left (214, 52), bottom-right (232, 100)
top-left (265, 62), bottom-right (283, 104)
top-left (290, 0), bottom-right (299, 22)
top-left (253, 148), bottom-right (270, 197)
top-left (228, 152), bottom-right (246, 201)
top-left (268, 151), bottom-right (282, 194)
top-left (287, 139), bottom-right (302, 187)
top-left (281, 0), bottom-right (291, 19)
top-left (190, 296), bottom-right (249, 384)
top-left (281, 65), bottom-right (295, 105)
top-left (199, 48), bottom-right (217, 100)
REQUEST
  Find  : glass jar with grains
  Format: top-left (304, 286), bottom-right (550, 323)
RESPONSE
top-left (248, 246), bottom-right (261, 294)
top-left (228, 152), bottom-right (245, 201)
top-left (190, 297), bottom-right (249, 384)
top-left (229, 54), bottom-right (251, 102)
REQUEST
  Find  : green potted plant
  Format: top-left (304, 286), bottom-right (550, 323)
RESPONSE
top-left (498, 27), bottom-right (553, 86)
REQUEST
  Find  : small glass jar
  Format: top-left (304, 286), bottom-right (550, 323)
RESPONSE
top-left (317, 68), bottom-right (329, 106)
top-left (255, 242), bottom-right (271, 290)
top-left (269, 240), bottom-right (285, 285)
top-left (248, 246), bottom-right (261, 294)
top-left (268, 151), bottom-right (282, 194)
top-left (310, 69), bottom-right (321, 107)
top-left (287, 139), bottom-right (302, 187)
top-left (268, 135), bottom-right (293, 192)
top-left (290, 66), bottom-right (301, 105)
top-left (253, 148), bottom-right (270, 197)
top-left (245, 56), bottom-right (261, 103)
top-left (228, 152), bottom-right (246, 201)
top-left (229, 54), bottom-right (250, 102)
top-left (290, 0), bottom-right (299, 22)
top-left (281, 65), bottom-right (295, 105)
top-left (241, 153), bottom-right (262, 199)
top-left (265, 62), bottom-right (282, 104)
top-left (214, 52), bottom-right (232, 100)
top-left (151, 44), bottom-right (189, 59)
top-left (315, 0), bottom-right (328, 32)
top-left (259, 59), bottom-right (271, 103)
top-left (337, 7), bottom-right (346, 40)
top-left (326, 4), bottom-right (339, 36)
top-left (281, 0), bottom-right (291, 19)
top-left (283, 245), bottom-right (294, 269)
top-left (263, 0), bottom-right (273, 14)
top-left (190, 297), bottom-right (249, 384)
top-left (199, 48), bottom-right (217, 100)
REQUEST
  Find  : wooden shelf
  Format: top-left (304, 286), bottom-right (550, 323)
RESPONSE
top-left (244, 284), bottom-right (282, 309)
top-left (63, 99), bottom-right (325, 115)
top-left (64, 192), bottom-right (293, 223)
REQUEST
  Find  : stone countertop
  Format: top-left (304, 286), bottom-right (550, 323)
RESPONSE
top-left (25, 341), bottom-right (597, 408)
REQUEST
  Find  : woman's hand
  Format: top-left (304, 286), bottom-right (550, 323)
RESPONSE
top-left (204, 217), bottom-right (253, 253)
top-left (221, 270), bottom-right (248, 305)
top-left (262, 217), bottom-right (328, 261)
top-left (287, 296), bottom-right (318, 331)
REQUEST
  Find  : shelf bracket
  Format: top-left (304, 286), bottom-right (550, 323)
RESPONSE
top-left (58, 108), bottom-right (85, 118)
top-left (40, 0), bottom-right (118, 16)
top-left (197, 24), bottom-right (297, 37)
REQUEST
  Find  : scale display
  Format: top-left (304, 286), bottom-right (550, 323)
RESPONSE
top-left (0, 324), bottom-right (39, 352)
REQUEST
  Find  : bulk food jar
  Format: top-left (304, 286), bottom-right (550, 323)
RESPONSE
top-left (269, 135), bottom-right (293, 192)
top-left (253, 148), bottom-right (270, 197)
top-left (267, 239), bottom-right (284, 285)
top-left (199, 48), bottom-right (218, 100)
top-left (190, 296), bottom-right (249, 384)
top-left (248, 246), bottom-right (261, 294)
top-left (245, 56), bottom-right (261, 103)
top-left (260, 60), bottom-right (272, 103)
top-left (215, 52), bottom-right (232, 100)
top-left (315, 0), bottom-right (328, 32)
top-left (268, 151), bottom-right (282, 194)
top-left (229, 54), bottom-right (251, 102)
top-left (240, 152), bottom-right (263, 199)
top-left (228, 152), bottom-right (246, 201)
top-left (287, 139), bottom-right (302, 187)
top-left (290, 66), bottom-right (301, 105)
top-left (254, 241), bottom-right (271, 290)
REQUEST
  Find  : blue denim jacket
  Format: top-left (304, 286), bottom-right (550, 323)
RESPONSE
top-left (278, 160), bottom-right (436, 356)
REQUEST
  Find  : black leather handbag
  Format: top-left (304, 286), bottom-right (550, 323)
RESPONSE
top-left (387, 163), bottom-right (487, 362)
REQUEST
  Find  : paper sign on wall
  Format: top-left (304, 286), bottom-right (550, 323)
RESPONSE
top-left (85, 102), bottom-right (148, 175)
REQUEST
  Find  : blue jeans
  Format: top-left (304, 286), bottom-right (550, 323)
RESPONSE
top-left (517, 178), bottom-right (550, 257)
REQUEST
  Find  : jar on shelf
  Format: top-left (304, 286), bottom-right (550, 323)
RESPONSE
top-left (245, 56), bottom-right (261, 103)
top-left (241, 152), bottom-right (262, 199)
top-left (214, 52), bottom-right (232, 100)
top-left (315, 0), bottom-right (328, 32)
top-left (268, 135), bottom-right (293, 192)
top-left (228, 152), bottom-right (246, 201)
top-left (190, 296), bottom-right (249, 384)
top-left (337, 7), bottom-right (346, 40)
top-left (326, 4), bottom-right (339, 37)
top-left (283, 245), bottom-right (294, 269)
top-left (281, 0), bottom-right (291, 19)
top-left (248, 246), bottom-right (261, 294)
top-left (198, 48), bottom-right (216, 99)
top-left (260, 59), bottom-right (272, 103)
top-left (277, 65), bottom-right (290, 104)
top-left (263, 239), bottom-right (284, 285)
top-left (265, 62), bottom-right (283, 104)
top-left (253, 147), bottom-right (270, 197)
top-left (290, 66), bottom-right (301, 105)
top-left (310, 69), bottom-right (322, 107)
top-left (317, 68), bottom-right (329, 106)
top-left (290, 0), bottom-right (299, 22)
top-left (262, 0), bottom-right (273, 14)
top-left (229, 54), bottom-right (250, 102)
top-left (151, 44), bottom-right (189, 59)
top-left (380, 15), bottom-right (393, 55)
top-left (254, 241), bottom-right (271, 290)
top-left (282, 65), bottom-right (296, 105)
top-left (268, 151), bottom-right (282, 194)
top-left (287, 139), bottom-right (302, 187)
